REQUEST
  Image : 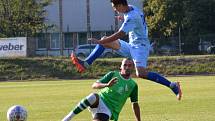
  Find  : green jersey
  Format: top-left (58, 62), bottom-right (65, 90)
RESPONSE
top-left (98, 71), bottom-right (138, 121)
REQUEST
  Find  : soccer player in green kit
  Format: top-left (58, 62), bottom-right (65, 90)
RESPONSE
top-left (62, 58), bottom-right (141, 121)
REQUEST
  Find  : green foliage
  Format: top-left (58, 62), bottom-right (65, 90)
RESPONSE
top-left (0, 55), bottom-right (215, 81)
top-left (144, 0), bottom-right (184, 37)
top-left (0, 0), bottom-right (52, 37)
top-left (182, 0), bottom-right (215, 35)
top-left (144, 0), bottom-right (215, 37)
top-left (148, 55), bottom-right (215, 75)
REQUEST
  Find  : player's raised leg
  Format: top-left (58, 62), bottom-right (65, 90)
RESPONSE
top-left (62, 93), bottom-right (99, 121)
top-left (136, 67), bottom-right (182, 100)
top-left (71, 38), bottom-right (120, 73)
top-left (71, 44), bottom-right (105, 73)
top-left (147, 72), bottom-right (182, 100)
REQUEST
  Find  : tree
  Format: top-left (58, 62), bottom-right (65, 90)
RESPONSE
top-left (143, 0), bottom-right (184, 37)
top-left (0, 0), bottom-right (51, 37)
top-left (182, 0), bottom-right (215, 36)
top-left (143, 0), bottom-right (215, 37)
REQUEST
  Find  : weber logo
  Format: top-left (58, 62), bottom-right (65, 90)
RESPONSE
top-left (0, 37), bottom-right (27, 58)
top-left (0, 43), bottom-right (24, 51)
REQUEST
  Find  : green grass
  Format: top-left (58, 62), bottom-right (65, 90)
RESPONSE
top-left (0, 76), bottom-right (215, 121)
top-left (1, 55), bottom-right (215, 80)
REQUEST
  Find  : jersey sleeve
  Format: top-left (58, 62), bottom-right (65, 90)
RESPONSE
top-left (129, 84), bottom-right (138, 102)
top-left (119, 15), bottom-right (135, 34)
top-left (97, 71), bottom-right (115, 83)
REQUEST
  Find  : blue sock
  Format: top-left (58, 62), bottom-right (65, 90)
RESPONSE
top-left (147, 72), bottom-right (171, 87)
top-left (85, 44), bottom-right (105, 65)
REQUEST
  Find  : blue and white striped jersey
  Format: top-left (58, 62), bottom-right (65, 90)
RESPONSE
top-left (119, 5), bottom-right (150, 46)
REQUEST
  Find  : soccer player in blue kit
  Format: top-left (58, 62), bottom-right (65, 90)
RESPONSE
top-left (71, 0), bottom-right (182, 100)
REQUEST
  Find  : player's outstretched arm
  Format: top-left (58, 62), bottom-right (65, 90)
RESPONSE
top-left (92, 77), bottom-right (118, 89)
top-left (132, 102), bottom-right (141, 121)
top-left (90, 31), bottom-right (125, 45)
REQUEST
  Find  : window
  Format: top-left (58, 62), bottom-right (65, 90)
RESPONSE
top-left (64, 33), bottom-right (73, 48)
top-left (50, 33), bottom-right (60, 49)
top-left (78, 32), bottom-right (87, 45)
top-left (79, 45), bottom-right (96, 49)
top-left (92, 31), bottom-right (101, 39)
top-left (106, 31), bottom-right (114, 36)
top-left (37, 33), bottom-right (46, 49)
top-left (100, 31), bottom-right (106, 37)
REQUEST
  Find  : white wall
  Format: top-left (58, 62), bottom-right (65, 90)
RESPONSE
top-left (45, 0), bottom-right (142, 32)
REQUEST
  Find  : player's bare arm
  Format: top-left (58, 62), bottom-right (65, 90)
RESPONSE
top-left (91, 31), bottom-right (125, 45)
top-left (92, 77), bottom-right (118, 89)
top-left (132, 102), bottom-right (141, 121)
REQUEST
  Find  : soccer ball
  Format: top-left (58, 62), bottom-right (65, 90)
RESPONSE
top-left (7, 105), bottom-right (27, 121)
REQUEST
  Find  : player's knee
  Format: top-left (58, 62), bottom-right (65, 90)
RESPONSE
top-left (89, 92), bottom-right (98, 97)
top-left (136, 73), bottom-right (143, 78)
top-left (88, 93), bottom-right (99, 108)
top-left (135, 67), bottom-right (148, 78)
top-left (136, 71), bottom-right (148, 79)
top-left (87, 93), bottom-right (98, 102)
top-left (103, 40), bottom-right (120, 50)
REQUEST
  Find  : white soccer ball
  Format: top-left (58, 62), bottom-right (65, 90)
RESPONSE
top-left (7, 105), bottom-right (28, 121)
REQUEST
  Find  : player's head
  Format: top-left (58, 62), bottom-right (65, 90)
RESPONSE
top-left (120, 58), bottom-right (133, 77)
top-left (110, 0), bottom-right (128, 6)
top-left (110, 0), bottom-right (128, 13)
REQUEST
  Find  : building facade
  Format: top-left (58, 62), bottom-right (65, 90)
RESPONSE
top-left (35, 0), bottom-right (142, 56)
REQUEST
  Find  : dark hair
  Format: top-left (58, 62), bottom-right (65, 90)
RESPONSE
top-left (110, 0), bottom-right (128, 6)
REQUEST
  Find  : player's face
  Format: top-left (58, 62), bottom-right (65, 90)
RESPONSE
top-left (120, 59), bottom-right (133, 76)
top-left (111, 3), bottom-right (124, 13)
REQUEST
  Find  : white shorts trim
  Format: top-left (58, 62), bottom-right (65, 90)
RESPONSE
top-left (88, 97), bottom-right (112, 119)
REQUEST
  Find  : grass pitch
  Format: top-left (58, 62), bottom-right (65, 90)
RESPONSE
top-left (0, 76), bottom-right (215, 121)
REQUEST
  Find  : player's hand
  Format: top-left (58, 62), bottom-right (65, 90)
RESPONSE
top-left (115, 16), bottom-right (124, 21)
top-left (88, 36), bottom-right (108, 44)
top-left (107, 77), bottom-right (118, 87)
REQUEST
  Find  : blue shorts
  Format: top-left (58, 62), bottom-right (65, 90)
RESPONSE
top-left (116, 40), bottom-right (150, 68)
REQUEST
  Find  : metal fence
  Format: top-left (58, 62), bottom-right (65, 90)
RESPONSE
top-left (27, 33), bottom-right (215, 57)
top-left (150, 34), bottom-right (215, 56)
